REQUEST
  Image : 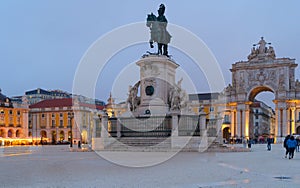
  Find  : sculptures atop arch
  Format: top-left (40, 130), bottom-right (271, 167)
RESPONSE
top-left (248, 37), bottom-right (276, 61)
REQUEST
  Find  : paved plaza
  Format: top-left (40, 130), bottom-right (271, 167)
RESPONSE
top-left (0, 144), bottom-right (300, 188)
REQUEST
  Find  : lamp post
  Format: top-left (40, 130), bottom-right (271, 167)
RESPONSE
top-left (68, 112), bottom-right (74, 147)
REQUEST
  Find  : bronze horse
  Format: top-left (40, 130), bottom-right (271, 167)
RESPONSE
top-left (146, 7), bottom-right (171, 56)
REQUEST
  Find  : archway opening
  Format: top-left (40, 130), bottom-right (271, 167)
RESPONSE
top-left (249, 87), bottom-right (275, 142)
top-left (0, 129), bottom-right (5, 137)
top-left (41, 130), bottom-right (47, 138)
top-left (8, 129), bottom-right (13, 138)
top-left (222, 127), bottom-right (230, 143)
top-left (297, 126), bottom-right (300, 135)
top-left (51, 131), bottom-right (56, 144)
top-left (81, 130), bottom-right (88, 144)
top-left (16, 130), bottom-right (21, 138)
top-left (59, 131), bottom-right (65, 141)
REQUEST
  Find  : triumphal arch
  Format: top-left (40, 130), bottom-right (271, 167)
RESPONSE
top-left (225, 37), bottom-right (300, 141)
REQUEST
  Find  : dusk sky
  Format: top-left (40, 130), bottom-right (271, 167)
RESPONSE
top-left (1, 0), bottom-right (300, 107)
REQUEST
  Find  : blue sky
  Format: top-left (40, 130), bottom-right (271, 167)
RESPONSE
top-left (1, 0), bottom-right (300, 107)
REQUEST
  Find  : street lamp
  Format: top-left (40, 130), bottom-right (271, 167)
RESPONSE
top-left (68, 112), bottom-right (74, 147)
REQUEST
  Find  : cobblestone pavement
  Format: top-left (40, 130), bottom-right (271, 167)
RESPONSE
top-left (0, 144), bottom-right (299, 188)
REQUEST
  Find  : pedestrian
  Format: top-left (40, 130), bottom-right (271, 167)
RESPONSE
top-left (267, 136), bottom-right (272, 151)
top-left (283, 135), bottom-right (290, 158)
top-left (78, 140), bottom-right (81, 149)
top-left (248, 138), bottom-right (252, 149)
top-left (242, 137), bottom-right (247, 148)
top-left (287, 136), bottom-right (297, 159)
top-left (296, 137), bottom-right (300, 152)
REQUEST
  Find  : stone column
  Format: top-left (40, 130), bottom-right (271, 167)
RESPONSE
top-left (282, 108), bottom-right (287, 136)
top-left (92, 116), bottom-right (98, 139)
top-left (230, 109), bottom-right (236, 137)
top-left (199, 111), bottom-right (206, 136)
top-left (275, 106), bottom-right (281, 139)
top-left (291, 107), bottom-right (296, 134)
top-left (244, 104), bottom-right (250, 138)
top-left (117, 119), bottom-right (121, 138)
top-left (101, 115), bottom-right (109, 138)
top-left (171, 113), bottom-right (179, 137)
top-left (236, 108), bottom-right (242, 138)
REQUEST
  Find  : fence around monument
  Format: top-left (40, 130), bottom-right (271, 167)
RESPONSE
top-left (107, 115), bottom-right (200, 137)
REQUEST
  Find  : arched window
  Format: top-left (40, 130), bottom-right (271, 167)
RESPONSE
top-left (16, 130), bottom-right (21, 138)
top-left (8, 129), bottom-right (13, 138)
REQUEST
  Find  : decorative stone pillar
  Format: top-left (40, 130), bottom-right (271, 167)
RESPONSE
top-left (199, 111), bottom-right (206, 136)
top-left (236, 104), bottom-right (244, 138)
top-left (101, 115), bottom-right (109, 138)
top-left (92, 115), bottom-right (98, 139)
top-left (117, 119), bottom-right (121, 138)
top-left (291, 107), bottom-right (296, 134)
top-left (282, 107), bottom-right (287, 136)
top-left (230, 109), bottom-right (236, 137)
top-left (244, 103), bottom-right (251, 138)
top-left (171, 113), bottom-right (179, 137)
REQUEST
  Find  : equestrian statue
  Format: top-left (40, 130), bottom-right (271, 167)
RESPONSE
top-left (146, 4), bottom-right (171, 56)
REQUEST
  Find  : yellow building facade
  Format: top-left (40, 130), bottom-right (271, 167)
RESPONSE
top-left (0, 90), bottom-right (29, 145)
top-left (29, 98), bottom-right (104, 145)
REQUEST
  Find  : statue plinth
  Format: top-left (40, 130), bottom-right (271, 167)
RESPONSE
top-left (134, 55), bottom-right (179, 116)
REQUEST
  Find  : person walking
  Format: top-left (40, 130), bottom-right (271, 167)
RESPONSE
top-left (267, 136), bottom-right (272, 151)
top-left (283, 135), bottom-right (290, 158)
top-left (247, 138), bottom-right (252, 149)
top-left (287, 136), bottom-right (298, 159)
top-left (242, 137), bottom-right (247, 148)
top-left (296, 137), bottom-right (300, 152)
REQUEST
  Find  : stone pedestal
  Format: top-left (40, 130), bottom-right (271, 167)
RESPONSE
top-left (135, 55), bottom-right (179, 116)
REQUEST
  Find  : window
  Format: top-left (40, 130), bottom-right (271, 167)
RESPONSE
top-left (52, 120), bottom-right (55, 126)
top-left (255, 109), bottom-right (259, 114)
top-left (209, 107), bottom-right (214, 112)
top-left (60, 120), bottom-right (63, 127)
top-left (17, 111), bottom-right (20, 116)
top-left (255, 115), bottom-right (258, 120)
top-left (42, 114), bottom-right (45, 118)
top-left (60, 113), bottom-right (63, 117)
top-left (52, 113), bottom-right (55, 118)
top-left (9, 110), bottom-right (13, 115)
top-left (255, 122), bottom-right (259, 127)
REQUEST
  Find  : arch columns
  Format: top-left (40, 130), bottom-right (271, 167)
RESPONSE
top-left (230, 109), bottom-right (236, 138)
top-left (275, 101), bottom-right (287, 141)
top-left (290, 106), bottom-right (296, 134)
top-left (236, 103), bottom-right (251, 139)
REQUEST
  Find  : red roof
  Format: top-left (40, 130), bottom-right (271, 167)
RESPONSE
top-left (29, 98), bottom-right (104, 110)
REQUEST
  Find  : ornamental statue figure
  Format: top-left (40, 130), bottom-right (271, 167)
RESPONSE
top-left (146, 4), bottom-right (171, 56)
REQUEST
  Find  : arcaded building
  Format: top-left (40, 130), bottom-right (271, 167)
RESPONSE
top-left (29, 98), bottom-right (104, 144)
top-left (0, 89), bottom-right (29, 144)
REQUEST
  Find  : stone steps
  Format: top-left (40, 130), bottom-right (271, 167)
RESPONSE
top-left (100, 137), bottom-right (250, 152)
top-left (105, 137), bottom-right (171, 151)
top-left (103, 137), bottom-right (204, 152)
